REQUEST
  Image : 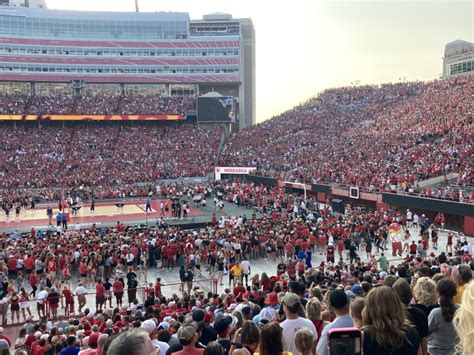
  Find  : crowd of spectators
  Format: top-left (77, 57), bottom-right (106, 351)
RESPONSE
top-left (121, 95), bottom-right (196, 116)
top-left (0, 94), bottom-right (196, 116)
top-left (221, 76), bottom-right (473, 201)
top-left (0, 94), bottom-right (30, 115)
top-left (0, 123), bottom-right (222, 190)
top-left (0, 182), bottom-right (471, 354)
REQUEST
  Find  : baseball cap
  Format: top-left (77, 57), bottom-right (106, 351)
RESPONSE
top-left (329, 289), bottom-right (349, 309)
top-left (192, 308), bottom-right (205, 322)
top-left (88, 332), bottom-right (99, 347)
top-left (259, 307), bottom-right (276, 321)
top-left (177, 325), bottom-right (196, 342)
top-left (264, 292), bottom-right (279, 306)
top-left (351, 284), bottom-right (364, 296)
top-left (282, 292), bottom-right (301, 308)
top-left (140, 319), bottom-right (157, 334)
top-left (158, 321), bottom-right (170, 331)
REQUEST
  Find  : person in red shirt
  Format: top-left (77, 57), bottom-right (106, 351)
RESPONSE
top-left (33, 337), bottom-right (49, 355)
top-left (154, 278), bottom-right (162, 298)
top-left (7, 256), bottom-right (17, 280)
top-left (62, 285), bottom-right (74, 316)
top-left (446, 233), bottom-right (453, 253)
top-left (95, 280), bottom-right (106, 311)
top-left (112, 278), bottom-right (124, 307)
top-left (233, 282), bottom-right (246, 298)
top-left (409, 241), bottom-right (417, 256)
top-left (319, 234), bottom-right (327, 256)
top-left (29, 272), bottom-right (38, 298)
top-left (24, 255), bottom-right (34, 275)
top-left (0, 328), bottom-right (12, 348)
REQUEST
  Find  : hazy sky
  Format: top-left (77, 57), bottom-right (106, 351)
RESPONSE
top-left (45, 0), bottom-right (473, 122)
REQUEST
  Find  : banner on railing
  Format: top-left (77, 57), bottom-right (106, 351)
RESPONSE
top-left (215, 167), bottom-right (256, 181)
top-left (0, 114), bottom-right (184, 121)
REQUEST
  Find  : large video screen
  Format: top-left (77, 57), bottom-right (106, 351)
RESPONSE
top-left (197, 96), bottom-right (236, 123)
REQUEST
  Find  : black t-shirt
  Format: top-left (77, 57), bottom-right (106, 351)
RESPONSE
top-left (407, 306), bottom-right (429, 339)
top-left (349, 245), bottom-right (357, 257)
top-left (344, 238), bottom-right (352, 250)
top-left (218, 339), bottom-right (232, 355)
top-left (363, 326), bottom-right (420, 355)
top-left (411, 303), bottom-right (439, 319)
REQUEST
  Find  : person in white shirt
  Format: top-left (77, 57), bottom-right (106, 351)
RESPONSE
top-left (140, 319), bottom-right (169, 355)
top-left (75, 282), bottom-right (87, 313)
top-left (36, 287), bottom-right (49, 317)
top-left (280, 292), bottom-right (317, 355)
top-left (413, 213), bottom-right (420, 227)
top-left (241, 259), bottom-right (251, 286)
top-left (406, 209), bottom-right (413, 228)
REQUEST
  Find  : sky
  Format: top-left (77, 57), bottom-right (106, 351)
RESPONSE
top-left (45, 0), bottom-right (473, 122)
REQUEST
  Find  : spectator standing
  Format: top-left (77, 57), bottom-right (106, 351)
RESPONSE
top-left (316, 289), bottom-right (353, 355)
top-left (281, 293), bottom-right (317, 355)
top-left (453, 281), bottom-right (474, 355)
top-left (452, 264), bottom-right (472, 304)
top-left (427, 278), bottom-right (459, 355)
top-left (362, 286), bottom-right (420, 355)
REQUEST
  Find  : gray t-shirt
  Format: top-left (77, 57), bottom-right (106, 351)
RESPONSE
top-left (427, 305), bottom-right (460, 355)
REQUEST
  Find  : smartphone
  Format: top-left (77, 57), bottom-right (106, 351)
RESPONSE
top-left (328, 327), bottom-right (362, 355)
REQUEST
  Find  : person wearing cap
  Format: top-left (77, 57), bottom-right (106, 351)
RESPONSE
top-left (140, 319), bottom-right (169, 355)
top-left (316, 288), bottom-right (353, 355)
top-left (174, 324), bottom-right (204, 355)
top-left (78, 332), bottom-right (99, 355)
top-left (351, 284), bottom-right (364, 297)
top-left (280, 292), bottom-right (317, 355)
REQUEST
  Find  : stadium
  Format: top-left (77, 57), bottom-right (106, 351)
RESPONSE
top-left (0, 1), bottom-right (472, 355)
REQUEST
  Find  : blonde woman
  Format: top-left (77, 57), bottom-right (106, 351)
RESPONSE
top-left (349, 297), bottom-right (365, 329)
top-left (413, 277), bottom-right (438, 317)
top-left (295, 328), bottom-right (317, 355)
top-left (453, 281), bottom-right (474, 355)
top-left (305, 298), bottom-right (328, 341)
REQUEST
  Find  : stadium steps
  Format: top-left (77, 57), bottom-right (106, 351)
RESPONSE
top-left (71, 96), bottom-right (79, 113)
top-left (23, 95), bottom-right (33, 113)
top-left (151, 127), bottom-right (167, 178)
top-left (417, 172), bottom-right (459, 188)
